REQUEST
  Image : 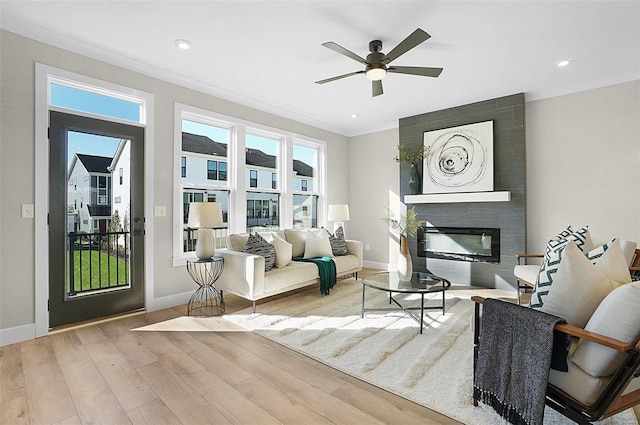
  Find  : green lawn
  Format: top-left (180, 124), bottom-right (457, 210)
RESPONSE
top-left (68, 250), bottom-right (129, 293)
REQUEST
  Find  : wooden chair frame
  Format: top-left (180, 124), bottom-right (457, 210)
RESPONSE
top-left (472, 296), bottom-right (640, 424)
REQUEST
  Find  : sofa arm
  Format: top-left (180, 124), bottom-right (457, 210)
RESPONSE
top-left (215, 249), bottom-right (265, 301)
top-left (346, 240), bottom-right (364, 270)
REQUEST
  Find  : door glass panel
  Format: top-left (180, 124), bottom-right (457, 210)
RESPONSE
top-left (67, 131), bottom-right (131, 296)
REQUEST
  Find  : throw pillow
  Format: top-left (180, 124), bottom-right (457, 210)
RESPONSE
top-left (242, 233), bottom-right (276, 272)
top-left (284, 229), bottom-right (307, 257)
top-left (324, 226), bottom-right (348, 256)
top-left (228, 233), bottom-right (249, 252)
top-left (303, 229), bottom-right (334, 259)
top-left (539, 241), bottom-right (621, 327)
top-left (530, 225), bottom-right (592, 308)
top-left (271, 232), bottom-right (293, 268)
top-left (571, 281), bottom-right (640, 377)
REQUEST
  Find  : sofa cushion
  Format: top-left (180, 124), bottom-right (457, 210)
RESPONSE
top-left (332, 254), bottom-right (359, 275)
top-left (228, 233), bottom-right (250, 252)
top-left (271, 232), bottom-right (292, 268)
top-left (242, 233), bottom-right (276, 271)
top-left (538, 240), bottom-right (622, 327)
top-left (530, 225), bottom-right (592, 309)
top-left (548, 353), bottom-right (611, 406)
top-left (263, 261), bottom-right (319, 293)
top-left (284, 229), bottom-right (308, 257)
top-left (324, 227), bottom-right (348, 256)
top-left (304, 229), bottom-right (334, 259)
top-left (571, 281), bottom-right (640, 377)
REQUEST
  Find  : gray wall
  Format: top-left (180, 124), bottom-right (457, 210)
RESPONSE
top-left (398, 94), bottom-right (526, 289)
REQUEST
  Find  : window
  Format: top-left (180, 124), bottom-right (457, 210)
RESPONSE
top-left (180, 117), bottom-right (230, 254)
top-left (97, 176), bottom-right (109, 205)
top-left (119, 167), bottom-right (123, 185)
top-left (174, 104), bottom-right (327, 264)
top-left (207, 160), bottom-right (217, 180)
top-left (50, 83), bottom-right (142, 123)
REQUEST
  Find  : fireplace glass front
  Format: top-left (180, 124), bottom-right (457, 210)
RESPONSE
top-left (417, 226), bottom-right (500, 263)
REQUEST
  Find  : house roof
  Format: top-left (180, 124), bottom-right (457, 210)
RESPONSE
top-left (76, 154), bottom-right (113, 174)
top-left (183, 132), bottom-right (314, 177)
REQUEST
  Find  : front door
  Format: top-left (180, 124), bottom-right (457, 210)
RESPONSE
top-left (48, 111), bottom-right (145, 328)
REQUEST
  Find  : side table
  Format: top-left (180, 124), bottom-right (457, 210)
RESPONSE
top-left (186, 256), bottom-right (225, 316)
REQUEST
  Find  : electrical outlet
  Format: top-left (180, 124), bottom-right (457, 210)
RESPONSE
top-left (365, 244), bottom-right (371, 251)
top-left (154, 206), bottom-right (166, 217)
top-left (21, 204), bottom-right (34, 219)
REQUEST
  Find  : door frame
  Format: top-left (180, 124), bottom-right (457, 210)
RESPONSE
top-left (35, 64), bottom-right (155, 336)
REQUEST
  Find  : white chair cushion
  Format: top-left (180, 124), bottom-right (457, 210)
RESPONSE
top-left (514, 264), bottom-right (540, 286)
top-left (538, 240), bottom-right (622, 327)
top-left (571, 281), bottom-right (640, 377)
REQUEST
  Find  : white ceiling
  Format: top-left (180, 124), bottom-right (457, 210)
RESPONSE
top-left (1, 1), bottom-right (639, 136)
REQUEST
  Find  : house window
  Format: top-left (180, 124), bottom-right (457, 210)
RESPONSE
top-left (301, 180), bottom-right (308, 191)
top-left (181, 156), bottom-right (186, 178)
top-left (219, 162), bottom-right (227, 181)
top-left (292, 143), bottom-right (320, 228)
top-left (97, 176), bottom-right (109, 205)
top-left (249, 170), bottom-right (258, 188)
top-left (272, 173), bottom-right (277, 189)
top-left (119, 167), bottom-right (123, 185)
top-left (207, 160), bottom-right (218, 180)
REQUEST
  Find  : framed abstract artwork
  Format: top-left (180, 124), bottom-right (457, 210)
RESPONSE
top-left (422, 120), bottom-right (494, 194)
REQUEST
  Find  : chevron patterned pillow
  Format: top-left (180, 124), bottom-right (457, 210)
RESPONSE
top-left (530, 226), bottom-right (592, 308)
top-left (324, 226), bottom-right (348, 256)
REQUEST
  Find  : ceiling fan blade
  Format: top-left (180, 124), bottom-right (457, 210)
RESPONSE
top-left (384, 28), bottom-right (431, 64)
top-left (372, 80), bottom-right (383, 97)
top-left (322, 41), bottom-right (367, 64)
top-left (388, 66), bottom-right (443, 78)
top-left (315, 70), bottom-right (364, 85)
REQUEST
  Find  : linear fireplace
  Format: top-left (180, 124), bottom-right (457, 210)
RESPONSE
top-left (417, 226), bottom-right (501, 264)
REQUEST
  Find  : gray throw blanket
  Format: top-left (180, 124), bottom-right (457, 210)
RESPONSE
top-left (473, 299), bottom-right (569, 425)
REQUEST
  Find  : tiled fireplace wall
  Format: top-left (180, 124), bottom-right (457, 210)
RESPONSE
top-left (398, 93), bottom-right (526, 290)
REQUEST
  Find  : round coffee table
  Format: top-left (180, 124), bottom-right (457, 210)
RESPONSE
top-left (361, 271), bottom-right (451, 334)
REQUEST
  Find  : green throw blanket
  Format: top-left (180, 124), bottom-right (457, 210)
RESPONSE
top-left (292, 256), bottom-right (337, 295)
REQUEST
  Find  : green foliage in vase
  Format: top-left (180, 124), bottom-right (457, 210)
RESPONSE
top-left (394, 144), bottom-right (429, 164)
top-left (383, 206), bottom-right (425, 237)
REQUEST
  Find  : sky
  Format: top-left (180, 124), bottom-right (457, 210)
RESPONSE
top-left (54, 83), bottom-right (315, 168)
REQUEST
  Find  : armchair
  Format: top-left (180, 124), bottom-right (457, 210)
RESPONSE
top-left (472, 295), bottom-right (640, 424)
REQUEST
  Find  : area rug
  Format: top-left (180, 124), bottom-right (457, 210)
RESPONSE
top-left (222, 278), bottom-right (638, 425)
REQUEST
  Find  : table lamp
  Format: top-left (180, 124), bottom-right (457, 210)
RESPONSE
top-left (188, 202), bottom-right (223, 260)
top-left (328, 204), bottom-right (350, 234)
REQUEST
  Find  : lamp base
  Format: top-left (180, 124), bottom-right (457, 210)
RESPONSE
top-left (195, 228), bottom-right (215, 260)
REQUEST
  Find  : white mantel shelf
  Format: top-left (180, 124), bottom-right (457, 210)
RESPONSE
top-left (404, 191), bottom-right (511, 204)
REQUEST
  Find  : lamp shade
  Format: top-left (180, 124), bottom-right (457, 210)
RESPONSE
top-left (187, 202), bottom-right (223, 228)
top-left (328, 204), bottom-right (350, 222)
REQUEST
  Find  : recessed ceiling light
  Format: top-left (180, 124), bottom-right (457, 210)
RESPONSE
top-left (351, 114), bottom-right (359, 118)
top-left (557, 59), bottom-right (571, 67)
top-left (175, 39), bottom-right (191, 50)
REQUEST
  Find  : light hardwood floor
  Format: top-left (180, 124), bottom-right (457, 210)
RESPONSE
top-left (1, 272), bottom-right (636, 424)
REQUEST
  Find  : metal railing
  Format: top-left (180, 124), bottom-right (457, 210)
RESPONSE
top-left (184, 228), bottom-right (228, 252)
top-left (67, 231), bottom-right (130, 296)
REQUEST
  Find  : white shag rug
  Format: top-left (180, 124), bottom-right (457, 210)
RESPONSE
top-left (222, 278), bottom-right (638, 425)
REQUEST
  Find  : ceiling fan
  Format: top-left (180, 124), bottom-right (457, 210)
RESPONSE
top-left (315, 28), bottom-right (443, 97)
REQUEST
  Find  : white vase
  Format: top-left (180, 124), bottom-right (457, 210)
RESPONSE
top-left (398, 235), bottom-right (413, 281)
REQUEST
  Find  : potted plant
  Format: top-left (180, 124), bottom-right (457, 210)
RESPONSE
top-left (384, 206), bottom-right (425, 280)
top-left (394, 145), bottom-right (429, 195)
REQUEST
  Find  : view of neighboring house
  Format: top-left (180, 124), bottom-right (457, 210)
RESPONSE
top-left (108, 139), bottom-right (131, 247)
top-left (67, 153), bottom-right (113, 234)
top-left (181, 131), bottom-right (317, 233)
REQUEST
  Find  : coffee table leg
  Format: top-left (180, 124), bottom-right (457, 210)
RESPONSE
top-left (361, 283), bottom-right (365, 318)
top-left (420, 293), bottom-right (424, 334)
top-left (442, 287), bottom-right (446, 314)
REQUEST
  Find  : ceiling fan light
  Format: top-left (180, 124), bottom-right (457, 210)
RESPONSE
top-left (366, 67), bottom-right (387, 81)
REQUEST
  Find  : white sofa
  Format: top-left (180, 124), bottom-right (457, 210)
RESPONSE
top-left (215, 229), bottom-right (363, 312)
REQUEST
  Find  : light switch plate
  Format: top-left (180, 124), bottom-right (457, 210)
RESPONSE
top-left (21, 204), bottom-right (34, 218)
top-left (154, 206), bottom-right (166, 217)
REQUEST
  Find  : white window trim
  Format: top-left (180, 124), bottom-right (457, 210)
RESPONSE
top-left (35, 63), bottom-right (155, 337)
top-left (173, 103), bottom-right (327, 266)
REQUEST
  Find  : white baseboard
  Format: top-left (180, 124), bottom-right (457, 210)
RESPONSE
top-left (147, 291), bottom-right (192, 313)
top-left (0, 323), bottom-right (36, 346)
top-left (363, 260), bottom-right (390, 271)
